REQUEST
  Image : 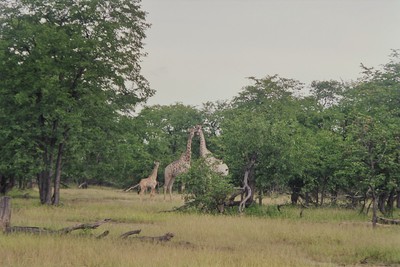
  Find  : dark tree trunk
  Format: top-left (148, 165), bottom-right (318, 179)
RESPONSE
top-left (289, 178), bottom-right (304, 205)
top-left (305, 192), bottom-right (310, 206)
top-left (396, 190), bottom-right (400, 209)
top-left (0, 175), bottom-right (15, 195)
top-left (386, 189), bottom-right (395, 214)
top-left (378, 191), bottom-right (388, 214)
top-left (38, 171), bottom-right (52, 204)
top-left (371, 186), bottom-right (377, 228)
top-left (1, 174), bottom-right (7, 195)
top-left (52, 142), bottom-right (64, 205)
top-left (330, 189), bottom-right (338, 205)
top-left (38, 147), bottom-right (54, 205)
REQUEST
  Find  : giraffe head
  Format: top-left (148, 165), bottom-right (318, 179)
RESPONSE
top-left (188, 126), bottom-right (196, 137)
top-left (194, 124), bottom-right (202, 136)
top-left (154, 161), bottom-right (160, 167)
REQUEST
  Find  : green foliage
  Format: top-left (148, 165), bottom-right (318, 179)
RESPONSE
top-left (221, 75), bottom-right (306, 196)
top-left (243, 204), bottom-right (281, 217)
top-left (178, 158), bottom-right (235, 213)
top-left (0, 0), bottom-right (152, 201)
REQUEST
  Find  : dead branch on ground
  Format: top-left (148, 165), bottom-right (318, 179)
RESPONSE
top-left (135, 232), bottom-right (174, 242)
top-left (119, 229), bottom-right (142, 239)
top-left (377, 217), bottom-right (400, 225)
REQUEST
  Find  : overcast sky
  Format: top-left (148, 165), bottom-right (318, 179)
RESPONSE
top-left (140, 0), bottom-right (400, 107)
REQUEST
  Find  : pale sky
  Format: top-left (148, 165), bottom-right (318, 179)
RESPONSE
top-left (140, 0), bottom-right (400, 107)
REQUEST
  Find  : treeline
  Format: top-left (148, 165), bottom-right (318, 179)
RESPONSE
top-left (0, 2), bottom-right (399, 215)
top-left (2, 52), bottom-right (400, 216)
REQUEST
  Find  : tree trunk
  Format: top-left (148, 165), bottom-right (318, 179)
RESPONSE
top-left (371, 186), bottom-right (377, 228)
top-left (305, 192), bottom-right (310, 206)
top-left (0, 175), bottom-right (14, 195)
top-left (0, 174), bottom-right (7, 195)
top-left (378, 191), bottom-right (388, 214)
top-left (38, 169), bottom-right (53, 205)
top-left (386, 189), bottom-right (395, 215)
top-left (38, 144), bottom-right (55, 205)
top-left (330, 189), bottom-right (338, 205)
top-left (239, 155), bottom-right (256, 213)
top-left (52, 142), bottom-right (64, 205)
top-left (258, 189), bottom-right (263, 205)
top-left (0, 196), bottom-right (11, 232)
top-left (396, 190), bottom-right (400, 209)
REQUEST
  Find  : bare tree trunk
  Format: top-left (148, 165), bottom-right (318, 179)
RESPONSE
top-left (0, 196), bottom-right (11, 232)
top-left (239, 155), bottom-right (256, 213)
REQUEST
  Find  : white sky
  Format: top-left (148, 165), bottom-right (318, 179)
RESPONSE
top-left (140, 0), bottom-right (400, 107)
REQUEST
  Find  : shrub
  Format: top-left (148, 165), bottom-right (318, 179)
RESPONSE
top-left (178, 158), bottom-right (234, 213)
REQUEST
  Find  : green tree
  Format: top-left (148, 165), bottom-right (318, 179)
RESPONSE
top-left (337, 51), bottom-right (400, 223)
top-left (0, 0), bottom-right (152, 204)
top-left (221, 75), bottom-right (305, 206)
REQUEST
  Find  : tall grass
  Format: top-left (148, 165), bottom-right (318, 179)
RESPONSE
top-left (1, 187), bottom-right (399, 267)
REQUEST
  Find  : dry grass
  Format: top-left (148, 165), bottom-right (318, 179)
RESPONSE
top-left (1, 187), bottom-right (400, 267)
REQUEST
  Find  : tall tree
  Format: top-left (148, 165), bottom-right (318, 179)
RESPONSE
top-left (337, 51), bottom-right (400, 223)
top-left (221, 75), bottom-right (304, 205)
top-left (0, 0), bottom-right (153, 204)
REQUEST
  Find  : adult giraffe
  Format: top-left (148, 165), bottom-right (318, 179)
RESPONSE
top-left (163, 127), bottom-right (195, 200)
top-left (195, 125), bottom-right (229, 176)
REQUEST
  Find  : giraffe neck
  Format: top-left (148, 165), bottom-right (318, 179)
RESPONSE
top-left (199, 129), bottom-right (210, 157)
top-left (150, 164), bottom-right (159, 181)
top-left (182, 132), bottom-right (193, 164)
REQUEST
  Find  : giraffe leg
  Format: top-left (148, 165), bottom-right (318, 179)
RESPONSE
top-left (139, 186), bottom-right (144, 201)
top-left (163, 176), bottom-right (170, 200)
top-left (168, 184), bottom-right (173, 200)
top-left (163, 184), bottom-right (168, 200)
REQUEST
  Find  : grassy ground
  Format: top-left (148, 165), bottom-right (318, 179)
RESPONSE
top-left (1, 187), bottom-right (399, 267)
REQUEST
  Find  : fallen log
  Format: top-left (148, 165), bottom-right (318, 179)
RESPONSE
top-left (377, 217), bottom-right (400, 225)
top-left (135, 232), bottom-right (174, 243)
top-left (2, 197), bottom-right (174, 243)
top-left (6, 218), bottom-right (112, 235)
top-left (96, 230), bottom-right (110, 239)
top-left (58, 218), bottom-right (112, 234)
top-left (6, 226), bottom-right (56, 234)
top-left (119, 229), bottom-right (141, 239)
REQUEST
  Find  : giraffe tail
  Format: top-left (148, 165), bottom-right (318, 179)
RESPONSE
top-left (125, 184), bottom-right (140, 192)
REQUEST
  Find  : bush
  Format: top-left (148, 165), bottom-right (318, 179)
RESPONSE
top-left (178, 158), bottom-right (234, 213)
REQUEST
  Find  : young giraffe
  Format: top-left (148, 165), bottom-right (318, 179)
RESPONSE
top-left (195, 125), bottom-right (229, 176)
top-left (129, 161), bottom-right (160, 199)
top-left (163, 127), bottom-right (195, 200)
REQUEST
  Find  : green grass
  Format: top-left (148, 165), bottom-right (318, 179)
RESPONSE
top-left (1, 187), bottom-right (400, 267)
